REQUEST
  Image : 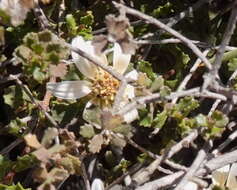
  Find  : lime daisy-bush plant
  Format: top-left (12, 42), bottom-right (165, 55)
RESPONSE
top-left (47, 36), bottom-right (138, 123)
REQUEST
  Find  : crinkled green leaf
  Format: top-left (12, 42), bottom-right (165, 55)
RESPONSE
top-left (153, 110), bottom-right (168, 129)
top-left (80, 11), bottom-right (94, 26)
top-left (150, 76), bottom-right (164, 92)
top-left (89, 134), bottom-right (104, 153)
top-left (179, 118), bottom-right (196, 134)
top-left (79, 124), bottom-right (95, 138)
top-left (112, 124), bottom-right (132, 136)
top-left (14, 154), bottom-right (37, 172)
top-left (137, 60), bottom-right (156, 80)
top-left (175, 97), bottom-right (199, 117)
top-left (58, 154), bottom-right (81, 175)
top-left (0, 182), bottom-right (31, 190)
top-left (152, 2), bottom-right (173, 18)
top-left (0, 155), bottom-right (13, 180)
top-left (205, 126), bottom-right (225, 139)
top-left (32, 66), bottom-right (46, 83)
top-left (140, 115), bottom-right (152, 127)
top-left (83, 106), bottom-right (102, 128)
top-left (228, 58), bottom-right (237, 71)
top-left (160, 86), bottom-right (171, 98)
top-left (209, 111), bottom-right (229, 128)
top-left (66, 14), bottom-right (77, 36)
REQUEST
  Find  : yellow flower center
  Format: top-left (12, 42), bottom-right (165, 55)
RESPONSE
top-left (91, 69), bottom-right (120, 107)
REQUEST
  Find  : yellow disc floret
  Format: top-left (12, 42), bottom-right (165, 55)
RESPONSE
top-left (91, 69), bottom-right (120, 107)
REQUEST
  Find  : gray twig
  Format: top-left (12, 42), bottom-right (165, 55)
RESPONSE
top-left (166, 0), bottom-right (210, 27)
top-left (113, 2), bottom-right (212, 70)
top-left (117, 87), bottom-right (227, 117)
top-left (174, 140), bottom-right (212, 190)
top-left (172, 50), bottom-right (210, 104)
top-left (9, 75), bottom-right (59, 128)
top-left (68, 44), bottom-right (124, 81)
top-left (211, 1), bottom-right (237, 79)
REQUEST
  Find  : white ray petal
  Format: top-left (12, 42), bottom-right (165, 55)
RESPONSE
top-left (227, 163), bottom-right (237, 189)
top-left (212, 164), bottom-right (230, 188)
top-left (91, 178), bottom-right (104, 190)
top-left (71, 36), bottom-right (108, 78)
top-left (124, 84), bottom-right (135, 99)
top-left (47, 81), bottom-right (91, 99)
top-left (71, 36), bottom-right (98, 78)
top-left (123, 108), bottom-right (138, 123)
top-left (71, 36), bottom-right (95, 59)
top-left (113, 43), bottom-right (131, 74)
top-left (74, 57), bottom-right (98, 79)
top-left (183, 181), bottom-right (198, 190)
top-left (125, 70), bottom-right (138, 81)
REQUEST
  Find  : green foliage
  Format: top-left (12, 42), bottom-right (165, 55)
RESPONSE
top-left (0, 10), bottom-right (11, 25)
top-left (14, 154), bottom-right (37, 172)
top-left (174, 97), bottom-right (199, 117)
top-left (0, 0), bottom-right (236, 189)
top-left (79, 124), bottom-right (95, 138)
top-left (4, 85), bottom-right (32, 110)
top-left (203, 111), bottom-right (229, 139)
top-left (0, 183), bottom-right (31, 190)
top-left (137, 60), bottom-right (157, 80)
top-left (152, 2), bottom-right (174, 18)
top-left (14, 30), bottom-right (69, 84)
top-left (0, 155), bottom-right (13, 180)
top-left (153, 110), bottom-right (168, 129)
top-left (66, 14), bottom-right (77, 36)
top-left (228, 58), bottom-right (237, 71)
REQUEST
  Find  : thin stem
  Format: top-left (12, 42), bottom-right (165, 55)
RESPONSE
top-left (113, 2), bottom-right (212, 70)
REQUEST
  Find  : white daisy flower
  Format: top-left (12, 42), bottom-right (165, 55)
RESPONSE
top-left (91, 178), bottom-right (104, 190)
top-left (47, 36), bottom-right (138, 123)
top-left (212, 163), bottom-right (237, 189)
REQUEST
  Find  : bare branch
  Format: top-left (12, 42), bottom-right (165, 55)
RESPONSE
top-left (113, 1), bottom-right (212, 70)
top-left (211, 1), bottom-right (237, 79)
top-left (174, 140), bottom-right (212, 190)
top-left (166, 0), bottom-right (210, 27)
top-left (9, 75), bottom-right (59, 128)
top-left (68, 44), bottom-right (125, 81)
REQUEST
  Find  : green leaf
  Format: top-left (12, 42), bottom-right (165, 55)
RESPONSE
top-left (160, 86), bottom-right (171, 98)
top-left (83, 106), bottom-right (102, 128)
top-left (38, 30), bottom-right (52, 42)
top-left (150, 76), bottom-right (164, 92)
top-left (205, 126), bottom-right (225, 139)
top-left (59, 154), bottom-right (81, 175)
top-left (8, 117), bottom-right (28, 137)
top-left (175, 97), bottom-right (199, 117)
top-left (14, 154), bottom-right (37, 172)
top-left (32, 66), bottom-right (46, 83)
top-left (112, 124), bottom-right (132, 135)
top-left (140, 115), bottom-right (152, 127)
top-left (0, 182), bottom-right (31, 190)
top-left (79, 124), bottom-right (95, 138)
top-left (66, 14), bottom-right (77, 35)
top-left (152, 2), bottom-right (174, 18)
top-left (179, 118), bottom-right (196, 134)
top-left (209, 111), bottom-right (229, 128)
top-left (31, 44), bottom-right (44, 55)
top-left (80, 11), bottom-right (94, 26)
top-left (153, 111), bottom-right (168, 129)
top-left (47, 52), bottom-right (60, 64)
top-left (228, 58), bottom-right (237, 71)
top-left (0, 10), bottom-right (11, 25)
top-left (195, 114), bottom-right (208, 127)
top-left (0, 155), bottom-right (13, 180)
top-left (137, 60), bottom-right (156, 80)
